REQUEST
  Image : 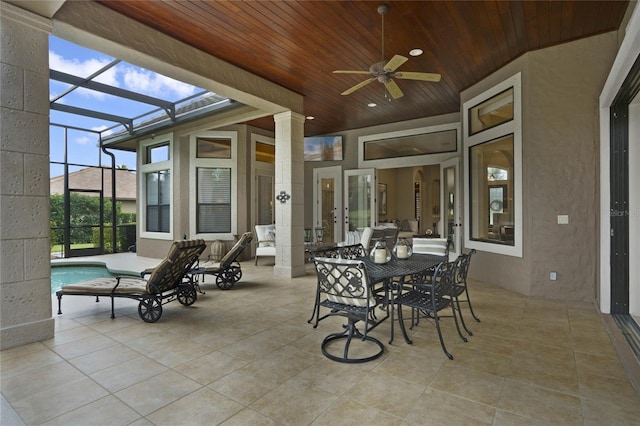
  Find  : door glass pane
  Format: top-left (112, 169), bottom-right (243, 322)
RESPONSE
top-left (257, 174), bottom-right (274, 225)
top-left (347, 174), bottom-right (372, 231)
top-left (443, 165), bottom-right (456, 252)
top-left (320, 177), bottom-right (335, 242)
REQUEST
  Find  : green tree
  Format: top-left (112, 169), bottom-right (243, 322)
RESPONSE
top-left (50, 193), bottom-right (135, 251)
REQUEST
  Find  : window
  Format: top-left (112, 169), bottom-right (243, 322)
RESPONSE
top-left (190, 131), bottom-right (237, 239)
top-left (469, 135), bottom-right (514, 244)
top-left (464, 73), bottom-right (522, 257)
top-left (256, 141), bottom-right (275, 163)
top-left (139, 134), bottom-right (173, 238)
top-left (145, 143), bottom-right (169, 163)
top-left (358, 123), bottom-right (461, 169)
top-left (468, 87), bottom-right (514, 135)
top-left (363, 129), bottom-right (456, 161)
top-left (146, 170), bottom-right (171, 232)
top-left (197, 167), bottom-right (231, 233)
top-left (197, 138), bottom-right (231, 159)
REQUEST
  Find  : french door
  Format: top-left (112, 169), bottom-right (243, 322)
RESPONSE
top-left (343, 169), bottom-right (376, 237)
top-left (313, 166), bottom-right (342, 243)
top-left (441, 157), bottom-right (461, 259)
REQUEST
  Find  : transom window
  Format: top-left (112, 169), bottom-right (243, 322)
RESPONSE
top-left (197, 138), bottom-right (231, 159)
top-left (145, 143), bottom-right (169, 164)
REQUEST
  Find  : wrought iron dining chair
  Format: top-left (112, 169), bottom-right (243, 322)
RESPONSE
top-left (383, 227), bottom-right (399, 250)
top-left (311, 257), bottom-right (389, 363)
top-left (306, 243), bottom-right (367, 325)
top-left (452, 249), bottom-right (479, 323)
top-left (391, 260), bottom-right (464, 360)
top-left (338, 243), bottom-right (367, 259)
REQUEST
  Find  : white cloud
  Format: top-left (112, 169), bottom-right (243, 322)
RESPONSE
top-left (49, 51), bottom-right (119, 100)
top-left (49, 49), bottom-right (199, 106)
top-left (92, 125), bottom-right (114, 137)
top-left (122, 66), bottom-right (196, 98)
top-left (74, 136), bottom-right (91, 145)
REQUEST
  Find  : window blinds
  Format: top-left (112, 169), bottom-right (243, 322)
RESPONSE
top-left (197, 167), bottom-right (231, 233)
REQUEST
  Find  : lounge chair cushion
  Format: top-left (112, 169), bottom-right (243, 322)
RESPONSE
top-left (61, 277), bottom-right (148, 295)
top-left (145, 258), bottom-right (180, 293)
top-left (198, 260), bottom-right (222, 272)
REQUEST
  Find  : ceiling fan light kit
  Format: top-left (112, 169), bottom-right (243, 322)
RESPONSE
top-left (333, 4), bottom-right (441, 100)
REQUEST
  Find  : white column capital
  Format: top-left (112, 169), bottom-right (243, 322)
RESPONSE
top-left (274, 110), bottom-right (306, 125)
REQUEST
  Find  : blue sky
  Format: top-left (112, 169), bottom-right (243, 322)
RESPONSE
top-left (49, 36), bottom-right (204, 175)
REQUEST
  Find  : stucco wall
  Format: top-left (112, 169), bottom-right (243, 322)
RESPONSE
top-left (463, 32), bottom-right (618, 301)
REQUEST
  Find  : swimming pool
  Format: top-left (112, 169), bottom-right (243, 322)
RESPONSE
top-left (50, 264), bottom-right (118, 294)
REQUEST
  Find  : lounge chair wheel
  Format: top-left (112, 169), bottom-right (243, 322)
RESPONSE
top-left (177, 286), bottom-right (197, 306)
top-left (233, 267), bottom-right (242, 282)
top-left (216, 270), bottom-right (235, 290)
top-left (138, 296), bottom-right (163, 323)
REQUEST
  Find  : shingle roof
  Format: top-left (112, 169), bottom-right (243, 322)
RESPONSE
top-left (50, 167), bottom-right (137, 200)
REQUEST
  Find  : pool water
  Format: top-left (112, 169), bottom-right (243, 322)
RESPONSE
top-left (50, 265), bottom-right (117, 294)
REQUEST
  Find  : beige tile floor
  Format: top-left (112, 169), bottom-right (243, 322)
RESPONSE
top-left (2, 255), bottom-right (640, 425)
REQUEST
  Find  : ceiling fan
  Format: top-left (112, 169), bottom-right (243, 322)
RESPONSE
top-left (333, 4), bottom-right (441, 100)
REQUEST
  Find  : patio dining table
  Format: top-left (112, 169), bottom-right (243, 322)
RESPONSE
top-left (358, 253), bottom-right (445, 343)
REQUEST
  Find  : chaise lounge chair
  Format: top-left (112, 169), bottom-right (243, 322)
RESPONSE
top-left (192, 232), bottom-right (253, 290)
top-left (56, 239), bottom-right (206, 323)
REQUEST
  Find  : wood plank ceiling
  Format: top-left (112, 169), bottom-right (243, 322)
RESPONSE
top-left (98, 0), bottom-right (628, 137)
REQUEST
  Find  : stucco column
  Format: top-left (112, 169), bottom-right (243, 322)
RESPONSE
top-left (0, 2), bottom-right (54, 349)
top-left (273, 111), bottom-right (306, 278)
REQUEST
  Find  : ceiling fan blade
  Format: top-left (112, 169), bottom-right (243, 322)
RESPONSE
top-left (394, 71), bottom-right (442, 82)
top-left (384, 79), bottom-right (404, 99)
top-left (341, 77), bottom-right (376, 95)
top-left (383, 55), bottom-right (408, 72)
top-left (333, 70), bottom-right (372, 75)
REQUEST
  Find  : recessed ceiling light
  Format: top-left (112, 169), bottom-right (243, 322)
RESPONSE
top-left (409, 48), bottom-right (423, 57)
top-left (306, 116), bottom-right (315, 120)
top-left (368, 103), bottom-right (377, 108)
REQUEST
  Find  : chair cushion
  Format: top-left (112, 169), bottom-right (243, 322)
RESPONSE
top-left (218, 232), bottom-right (253, 267)
top-left (316, 258), bottom-right (376, 308)
top-left (61, 277), bottom-right (148, 295)
top-left (255, 224), bottom-right (276, 247)
top-left (146, 258), bottom-right (180, 293)
top-left (413, 238), bottom-right (448, 256)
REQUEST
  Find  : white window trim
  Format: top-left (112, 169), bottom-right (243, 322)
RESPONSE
top-left (189, 130), bottom-right (238, 240)
top-left (138, 133), bottom-right (174, 240)
top-left (463, 72), bottom-right (523, 257)
top-left (358, 122), bottom-right (461, 169)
